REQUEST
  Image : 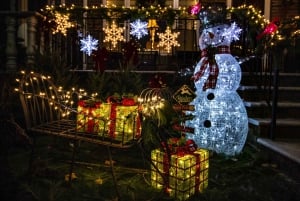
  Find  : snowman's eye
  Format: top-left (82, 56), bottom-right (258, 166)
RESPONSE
top-left (207, 93), bottom-right (215, 100)
top-left (203, 120), bottom-right (211, 128)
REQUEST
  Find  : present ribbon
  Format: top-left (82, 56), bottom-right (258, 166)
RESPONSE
top-left (77, 100), bottom-right (102, 133)
top-left (164, 138), bottom-right (198, 157)
top-left (87, 102), bottom-right (101, 133)
top-left (162, 138), bottom-right (203, 194)
top-left (107, 96), bottom-right (137, 138)
top-left (192, 45), bottom-right (230, 91)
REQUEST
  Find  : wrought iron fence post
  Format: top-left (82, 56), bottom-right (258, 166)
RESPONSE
top-left (269, 50), bottom-right (281, 140)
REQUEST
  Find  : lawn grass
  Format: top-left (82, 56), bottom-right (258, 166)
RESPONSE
top-left (1, 135), bottom-right (299, 201)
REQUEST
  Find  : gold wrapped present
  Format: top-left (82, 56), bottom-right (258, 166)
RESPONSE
top-left (76, 99), bottom-right (141, 144)
top-left (151, 141), bottom-right (209, 201)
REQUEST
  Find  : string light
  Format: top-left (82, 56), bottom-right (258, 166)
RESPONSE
top-left (157, 26), bottom-right (180, 53)
top-left (103, 21), bottom-right (125, 49)
top-left (130, 19), bottom-right (148, 39)
top-left (138, 87), bottom-right (172, 126)
top-left (52, 12), bottom-right (74, 36)
top-left (16, 71), bottom-right (91, 119)
top-left (151, 148), bottom-right (209, 200)
top-left (80, 34), bottom-right (98, 56)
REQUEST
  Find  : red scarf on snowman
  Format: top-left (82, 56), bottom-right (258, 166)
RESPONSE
top-left (192, 45), bottom-right (230, 91)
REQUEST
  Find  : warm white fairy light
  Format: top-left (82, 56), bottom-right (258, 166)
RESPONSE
top-left (16, 71), bottom-right (93, 119)
top-left (52, 12), bottom-right (74, 36)
top-left (130, 19), bottom-right (148, 39)
top-left (80, 34), bottom-right (98, 56)
top-left (157, 26), bottom-right (180, 53)
top-left (138, 88), bottom-right (172, 125)
top-left (103, 21), bottom-right (125, 49)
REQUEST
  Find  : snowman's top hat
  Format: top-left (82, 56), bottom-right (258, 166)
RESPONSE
top-left (198, 2), bottom-right (228, 30)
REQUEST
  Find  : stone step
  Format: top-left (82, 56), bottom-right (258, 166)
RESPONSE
top-left (242, 72), bottom-right (300, 182)
top-left (248, 117), bottom-right (300, 139)
top-left (244, 101), bottom-right (300, 119)
top-left (255, 137), bottom-right (300, 182)
top-left (241, 72), bottom-right (300, 87)
top-left (238, 85), bottom-right (300, 102)
top-left (256, 138), bottom-right (300, 164)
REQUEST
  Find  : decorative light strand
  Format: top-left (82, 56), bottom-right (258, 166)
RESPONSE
top-left (157, 26), bottom-right (180, 53)
top-left (52, 12), bottom-right (74, 36)
top-left (130, 19), bottom-right (148, 39)
top-left (80, 34), bottom-right (98, 56)
top-left (103, 21), bottom-right (125, 49)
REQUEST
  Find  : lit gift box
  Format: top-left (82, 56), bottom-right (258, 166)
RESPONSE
top-left (77, 100), bottom-right (102, 133)
top-left (76, 98), bottom-right (141, 144)
top-left (151, 141), bottom-right (209, 201)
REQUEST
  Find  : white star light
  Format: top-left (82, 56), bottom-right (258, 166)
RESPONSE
top-left (130, 19), bottom-right (148, 39)
top-left (80, 35), bottom-right (98, 56)
top-left (222, 22), bottom-right (242, 42)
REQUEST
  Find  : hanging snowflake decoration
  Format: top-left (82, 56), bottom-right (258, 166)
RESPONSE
top-left (103, 21), bottom-right (125, 48)
top-left (221, 22), bottom-right (242, 42)
top-left (130, 19), bottom-right (148, 39)
top-left (52, 12), bottom-right (74, 36)
top-left (157, 26), bottom-right (180, 53)
top-left (80, 35), bottom-right (98, 56)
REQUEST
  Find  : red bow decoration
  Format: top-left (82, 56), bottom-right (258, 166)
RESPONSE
top-left (188, 2), bottom-right (201, 15)
top-left (123, 39), bottom-right (139, 66)
top-left (256, 17), bottom-right (280, 40)
top-left (93, 47), bottom-right (109, 73)
top-left (148, 74), bottom-right (167, 88)
top-left (121, 97), bottom-right (136, 106)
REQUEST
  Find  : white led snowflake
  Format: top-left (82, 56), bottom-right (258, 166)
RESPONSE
top-left (80, 35), bottom-right (98, 56)
top-left (130, 19), bottom-right (148, 39)
top-left (222, 22), bottom-right (242, 42)
top-left (157, 26), bottom-right (180, 53)
top-left (103, 21), bottom-right (125, 48)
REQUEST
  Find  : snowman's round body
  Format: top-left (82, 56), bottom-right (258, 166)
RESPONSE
top-left (187, 23), bottom-right (248, 156)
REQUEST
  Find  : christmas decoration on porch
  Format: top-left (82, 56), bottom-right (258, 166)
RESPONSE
top-left (151, 139), bottom-right (209, 201)
top-left (80, 34), bottom-right (99, 56)
top-left (130, 19), bottom-right (149, 39)
top-left (148, 19), bottom-right (159, 49)
top-left (140, 81), bottom-right (209, 200)
top-left (256, 17), bottom-right (280, 40)
top-left (157, 26), bottom-right (180, 53)
top-left (185, 3), bottom-right (248, 156)
top-left (52, 12), bottom-right (74, 36)
top-left (76, 96), bottom-right (141, 144)
top-left (103, 21), bottom-right (126, 49)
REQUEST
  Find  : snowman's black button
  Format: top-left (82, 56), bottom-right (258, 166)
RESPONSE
top-left (207, 93), bottom-right (215, 100)
top-left (204, 120), bottom-right (211, 128)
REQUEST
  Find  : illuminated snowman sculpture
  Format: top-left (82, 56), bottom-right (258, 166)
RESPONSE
top-left (186, 9), bottom-right (248, 156)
